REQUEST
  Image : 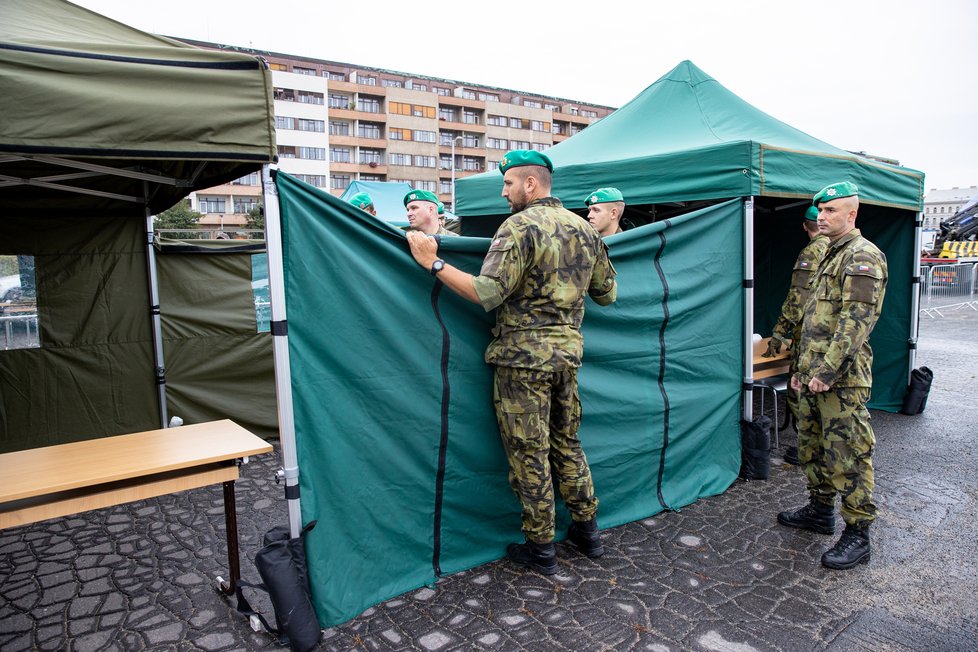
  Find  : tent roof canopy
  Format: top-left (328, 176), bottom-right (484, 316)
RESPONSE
top-left (456, 60), bottom-right (923, 216)
top-left (0, 0), bottom-right (276, 217)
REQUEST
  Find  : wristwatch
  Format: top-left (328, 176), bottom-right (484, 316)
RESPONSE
top-left (430, 259), bottom-right (446, 276)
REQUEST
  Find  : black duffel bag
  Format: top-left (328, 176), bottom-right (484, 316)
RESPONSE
top-left (900, 366), bottom-right (934, 415)
top-left (740, 415), bottom-right (772, 481)
top-left (237, 521), bottom-right (321, 652)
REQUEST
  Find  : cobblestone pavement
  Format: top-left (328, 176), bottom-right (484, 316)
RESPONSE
top-left (2, 311), bottom-right (976, 651)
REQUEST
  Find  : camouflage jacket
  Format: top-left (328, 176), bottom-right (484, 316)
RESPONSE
top-left (795, 228), bottom-right (887, 388)
top-left (472, 197), bottom-right (618, 370)
top-left (436, 225), bottom-right (459, 237)
top-left (772, 234), bottom-right (830, 343)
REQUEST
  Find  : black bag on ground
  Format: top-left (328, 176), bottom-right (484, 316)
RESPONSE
top-left (236, 521), bottom-right (321, 652)
top-left (740, 415), bottom-right (772, 481)
top-left (900, 366), bottom-right (934, 415)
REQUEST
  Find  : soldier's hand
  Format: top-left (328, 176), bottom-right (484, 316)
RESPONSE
top-left (790, 374), bottom-right (802, 392)
top-left (808, 377), bottom-right (830, 393)
top-left (761, 335), bottom-right (783, 358)
top-left (406, 230), bottom-right (438, 268)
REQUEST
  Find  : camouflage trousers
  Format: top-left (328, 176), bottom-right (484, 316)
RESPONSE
top-left (493, 365), bottom-right (599, 543)
top-left (796, 385), bottom-right (876, 526)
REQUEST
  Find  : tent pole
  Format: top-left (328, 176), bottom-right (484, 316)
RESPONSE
top-left (262, 165), bottom-right (303, 538)
top-left (743, 197), bottom-right (755, 421)
top-left (144, 184), bottom-right (169, 429)
top-left (908, 211), bottom-right (922, 380)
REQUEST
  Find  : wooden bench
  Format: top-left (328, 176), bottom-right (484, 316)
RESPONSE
top-left (0, 419), bottom-right (273, 594)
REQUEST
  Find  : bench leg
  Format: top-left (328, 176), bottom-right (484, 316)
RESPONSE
top-left (220, 479), bottom-right (240, 595)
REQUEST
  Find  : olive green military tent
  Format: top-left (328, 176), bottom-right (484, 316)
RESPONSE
top-left (0, 0), bottom-right (276, 451)
top-left (456, 60), bottom-right (925, 412)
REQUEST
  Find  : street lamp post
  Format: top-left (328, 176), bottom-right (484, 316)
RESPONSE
top-left (450, 135), bottom-right (463, 212)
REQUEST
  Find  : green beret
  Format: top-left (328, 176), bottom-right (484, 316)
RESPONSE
top-left (403, 189), bottom-right (439, 207)
top-left (804, 205), bottom-right (819, 221)
top-left (348, 192), bottom-right (373, 209)
top-left (813, 181), bottom-right (858, 205)
top-left (585, 187), bottom-right (624, 206)
top-left (437, 201), bottom-right (445, 215)
top-left (498, 149), bottom-right (553, 174)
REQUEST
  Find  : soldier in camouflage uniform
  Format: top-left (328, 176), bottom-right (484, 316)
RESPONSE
top-left (406, 150), bottom-right (617, 575)
top-left (763, 204), bottom-right (830, 463)
top-left (404, 189), bottom-right (458, 237)
top-left (776, 181), bottom-right (888, 570)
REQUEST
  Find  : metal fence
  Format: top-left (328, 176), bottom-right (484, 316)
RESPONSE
top-left (155, 229), bottom-right (265, 240)
top-left (920, 262), bottom-right (978, 317)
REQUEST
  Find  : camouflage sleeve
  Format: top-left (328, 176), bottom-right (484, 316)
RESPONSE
top-left (771, 243), bottom-right (823, 341)
top-left (588, 240), bottom-right (617, 306)
top-left (472, 224), bottom-right (526, 312)
top-left (811, 249), bottom-right (886, 386)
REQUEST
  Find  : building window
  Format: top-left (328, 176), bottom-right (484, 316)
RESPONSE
top-left (440, 180), bottom-right (452, 194)
top-left (277, 145), bottom-right (296, 158)
top-left (273, 87), bottom-right (295, 102)
top-left (268, 62), bottom-right (287, 71)
top-left (487, 138), bottom-right (508, 150)
top-left (357, 97), bottom-right (381, 113)
top-left (327, 71), bottom-right (345, 81)
top-left (298, 91), bottom-right (324, 105)
top-left (530, 120), bottom-right (550, 132)
top-left (198, 196), bottom-right (226, 213)
top-left (511, 140), bottom-right (530, 149)
top-left (580, 109), bottom-right (598, 118)
top-left (414, 180), bottom-right (437, 192)
top-left (293, 66), bottom-right (316, 76)
top-left (487, 160), bottom-right (500, 171)
top-left (359, 174), bottom-right (385, 182)
top-left (329, 121), bottom-right (350, 136)
top-left (389, 128), bottom-right (411, 141)
top-left (462, 134), bottom-right (480, 148)
top-left (298, 146), bottom-right (326, 160)
top-left (328, 94), bottom-right (351, 109)
top-left (234, 198), bottom-right (259, 213)
top-left (297, 118), bottom-right (325, 133)
top-left (531, 143), bottom-right (549, 151)
top-left (359, 149), bottom-right (383, 165)
top-left (439, 107), bottom-right (458, 122)
top-left (330, 147), bottom-right (352, 163)
top-left (331, 174), bottom-right (351, 190)
top-left (390, 102), bottom-right (412, 116)
top-left (509, 117), bottom-right (525, 129)
top-left (413, 83), bottom-right (427, 92)
top-left (486, 114), bottom-right (506, 126)
top-left (414, 156), bottom-right (437, 168)
top-left (359, 75), bottom-right (377, 86)
top-left (412, 130), bottom-right (437, 143)
top-left (462, 110), bottom-right (481, 125)
top-left (382, 79), bottom-right (403, 88)
top-left (460, 89), bottom-right (476, 100)
top-left (414, 105), bottom-right (435, 118)
top-left (545, 103), bottom-right (560, 112)
top-left (389, 153), bottom-right (412, 166)
top-left (358, 123), bottom-right (382, 139)
top-left (276, 116), bottom-right (295, 130)
top-left (294, 174), bottom-right (326, 187)
top-left (389, 178), bottom-right (411, 184)
top-left (552, 123), bottom-right (565, 135)
top-left (523, 100), bottom-right (542, 109)
top-left (232, 173), bottom-right (260, 186)
top-left (440, 132), bottom-right (460, 146)
top-left (433, 87), bottom-right (450, 96)
top-left (462, 157), bottom-right (482, 171)
top-left (479, 92), bottom-right (500, 102)
top-left (440, 155), bottom-right (453, 170)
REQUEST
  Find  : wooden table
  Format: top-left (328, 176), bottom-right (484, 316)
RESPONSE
top-left (752, 337), bottom-right (791, 380)
top-left (0, 420), bottom-right (273, 593)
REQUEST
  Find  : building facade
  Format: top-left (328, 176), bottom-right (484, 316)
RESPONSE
top-left (184, 39), bottom-right (615, 227)
top-left (922, 186), bottom-right (978, 230)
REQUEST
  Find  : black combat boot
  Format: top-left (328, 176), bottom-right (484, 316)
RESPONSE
top-left (821, 524), bottom-right (871, 570)
top-left (506, 540), bottom-right (557, 575)
top-left (783, 445), bottom-right (801, 466)
top-left (777, 500), bottom-right (835, 534)
top-left (567, 518), bottom-right (605, 558)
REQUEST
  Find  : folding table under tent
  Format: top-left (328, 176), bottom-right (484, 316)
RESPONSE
top-left (0, 0), bottom-right (276, 452)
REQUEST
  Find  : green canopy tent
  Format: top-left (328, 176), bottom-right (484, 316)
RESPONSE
top-left (0, 0), bottom-right (276, 451)
top-left (456, 60), bottom-right (925, 412)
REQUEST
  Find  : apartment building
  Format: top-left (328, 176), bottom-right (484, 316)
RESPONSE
top-left (184, 39), bottom-right (614, 226)
top-left (922, 186), bottom-right (978, 230)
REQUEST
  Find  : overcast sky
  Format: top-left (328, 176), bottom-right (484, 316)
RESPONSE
top-left (73, 0), bottom-right (978, 195)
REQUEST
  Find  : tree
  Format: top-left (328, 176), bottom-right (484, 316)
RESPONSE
top-left (245, 203), bottom-right (264, 231)
top-left (154, 199), bottom-right (201, 232)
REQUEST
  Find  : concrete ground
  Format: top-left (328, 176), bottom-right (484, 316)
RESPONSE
top-left (1, 309), bottom-right (976, 651)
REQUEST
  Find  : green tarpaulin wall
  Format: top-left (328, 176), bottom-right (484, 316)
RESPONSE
top-left (277, 172), bottom-right (745, 627)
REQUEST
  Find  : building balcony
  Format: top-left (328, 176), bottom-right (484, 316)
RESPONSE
top-left (438, 119), bottom-right (486, 134)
